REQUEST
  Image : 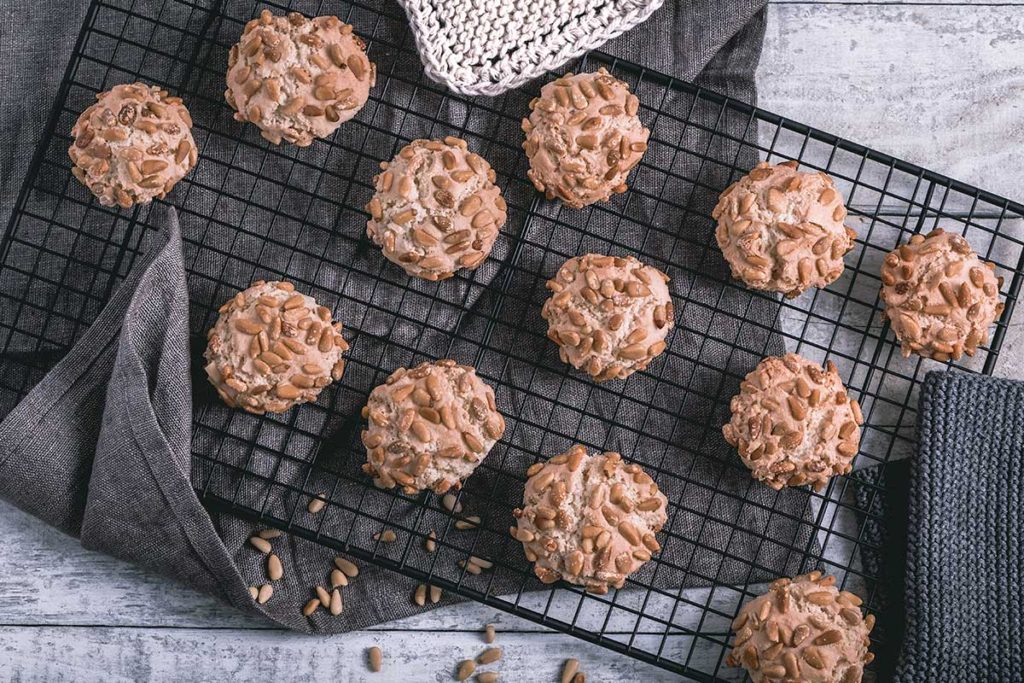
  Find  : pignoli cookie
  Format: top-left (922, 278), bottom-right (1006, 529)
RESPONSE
top-left (722, 354), bottom-right (863, 491)
top-left (713, 161), bottom-right (856, 297)
top-left (204, 280), bottom-right (348, 413)
top-left (69, 82), bottom-right (197, 208)
top-left (366, 137), bottom-right (506, 280)
top-left (361, 360), bottom-right (504, 494)
top-left (512, 447), bottom-right (667, 594)
top-left (880, 228), bottom-right (1003, 361)
top-left (225, 10), bottom-right (374, 146)
top-left (542, 254), bottom-right (674, 382)
top-left (727, 571), bottom-right (874, 683)
top-left (523, 68), bottom-right (649, 208)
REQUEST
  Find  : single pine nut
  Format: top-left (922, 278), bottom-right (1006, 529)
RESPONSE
top-left (329, 588), bottom-right (343, 615)
top-left (307, 496), bottom-right (325, 514)
top-left (248, 586), bottom-right (258, 600)
top-left (256, 584), bottom-right (273, 604)
top-left (414, 584), bottom-right (427, 606)
top-left (429, 585), bottom-right (442, 604)
top-left (367, 646), bottom-right (383, 672)
top-left (476, 673), bottom-right (498, 683)
top-left (484, 624), bottom-right (496, 644)
top-left (249, 536), bottom-right (272, 553)
top-left (560, 659), bottom-right (579, 683)
top-left (267, 553), bottom-right (283, 581)
top-left (331, 568), bottom-right (348, 588)
top-left (477, 647), bottom-right (501, 665)
top-left (302, 598), bottom-right (320, 616)
top-left (456, 659), bottom-right (476, 681)
top-left (334, 556), bottom-right (359, 578)
top-left (257, 528), bottom-right (282, 540)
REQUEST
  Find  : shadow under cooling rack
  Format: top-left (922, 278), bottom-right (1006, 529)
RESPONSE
top-left (2, 0), bottom-right (1024, 680)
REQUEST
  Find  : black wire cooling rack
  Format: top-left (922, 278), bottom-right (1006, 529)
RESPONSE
top-left (2, 0), bottom-right (1024, 679)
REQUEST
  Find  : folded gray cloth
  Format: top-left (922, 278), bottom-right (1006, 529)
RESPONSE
top-left (894, 371), bottom-right (1023, 682)
top-left (0, 0), bottom-right (819, 635)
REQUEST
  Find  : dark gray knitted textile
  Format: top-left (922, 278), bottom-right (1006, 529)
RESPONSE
top-left (895, 371), bottom-right (1024, 682)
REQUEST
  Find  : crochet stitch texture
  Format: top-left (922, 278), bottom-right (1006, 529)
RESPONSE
top-left (896, 371), bottom-right (1023, 681)
top-left (397, 0), bottom-right (664, 95)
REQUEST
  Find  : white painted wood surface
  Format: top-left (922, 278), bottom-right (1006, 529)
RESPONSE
top-left (2, 2), bottom-right (1023, 681)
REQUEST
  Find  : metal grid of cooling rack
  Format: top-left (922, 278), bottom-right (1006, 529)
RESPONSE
top-left (2, 0), bottom-right (1023, 679)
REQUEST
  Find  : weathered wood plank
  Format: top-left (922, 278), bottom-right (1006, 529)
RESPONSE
top-left (0, 625), bottom-right (697, 682)
top-left (760, 5), bottom-right (1024, 205)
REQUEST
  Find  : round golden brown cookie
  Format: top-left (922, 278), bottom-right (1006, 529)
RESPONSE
top-left (522, 68), bottom-right (649, 208)
top-left (365, 137), bottom-right (506, 280)
top-left (880, 228), bottom-right (1004, 361)
top-left (204, 281), bottom-right (348, 413)
top-left (69, 82), bottom-right (197, 208)
top-left (722, 354), bottom-right (863, 491)
top-left (542, 254), bottom-right (674, 382)
top-left (727, 571), bottom-right (875, 683)
top-left (511, 447), bottom-right (667, 594)
top-left (713, 161), bottom-right (856, 297)
top-left (361, 360), bottom-right (504, 494)
top-left (225, 10), bottom-right (374, 146)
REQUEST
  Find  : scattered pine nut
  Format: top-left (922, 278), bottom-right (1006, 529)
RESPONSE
top-left (307, 495), bottom-right (326, 514)
top-left (302, 598), bottom-right (320, 616)
top-left (429, 584), bottom-right (442, 604)
top-left (373, 529), bottom-right (397, 543)
top-left (257, 528), bottom-right (282, 540)
top-left (456, 659), bottom-right (476, 681)
top-left (329, 588), bottom-right (343, 615)
top-left (249, 536), bottom-right (272, 553)
top-left (414, 583), bottom-right (427, 606)
top-left (571, 673), bottom-right (585, 683)
top-left (334, 556), bottom-right (359, 578)
top-left (267, 553), bottom-right (283, 581)
top-left (248, 586), bottom-right (258, 600)
top-left (442, 493), bottom-right (461, 513)
top-left (459, 560), bottom-right (482, 575)
top-left (455, 515), bottom-right (480, 530)
top-left (560, 659), bottom-right (579, 683)
top-left (367, 646), bottom-right (383, 672)
top-left (468, 556), bottom-right (493, 569)
top-left (425, 530), bottom-right (437, 552)
top-left (476, 673), bottom-right (498, 683)
top-left (484, 623), bottom-right (496, 644)
top-left (477, 647), bottom-right (501, 665)
top-left (331, 568), bottom-right (348, 588)
top-left (256, 584), bottom-right (273, 604)
top-left (315, 585), bottom-right (332, 607)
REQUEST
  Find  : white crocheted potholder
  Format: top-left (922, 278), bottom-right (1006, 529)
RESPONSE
top-left (398, 0), bottom-right (664, 96)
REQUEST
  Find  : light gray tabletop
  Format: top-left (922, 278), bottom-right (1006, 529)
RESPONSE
top-left (2, 1), bottom-right (1022, 680)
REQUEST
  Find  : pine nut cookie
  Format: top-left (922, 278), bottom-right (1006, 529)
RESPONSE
top-left (512, 447), bottom-right (668, 594)
top-left (542, 254), bottom-right (674, 382)
top-left (69, 82), bottom-right (197, 208)
top-left (880, 228), bottom-right (1004, 361)
top-left (365, 137), bottom-right (507, 280)
top-left (204, 280), bottom-right (348, 413)
top-left (713, 161), bottom-right (857, 298)
top-left (523, 68), bottom-right (649, 208)
top-left (225, 10), bottom-right (375, 146)
top-left (360, 360), bottom-right (505, 494)
top-left (723, 354), bottom-right (863, 492)
top-left (727, 571), bottom-right (875, 683)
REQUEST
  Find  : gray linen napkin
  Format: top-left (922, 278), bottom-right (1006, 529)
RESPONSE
top-left (853, 371), bottom-right (1023, 681)
top-left (1, 0), bottom-right (819, 634)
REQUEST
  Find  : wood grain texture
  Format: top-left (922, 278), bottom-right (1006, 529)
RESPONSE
top-left (759, 4), bottom-right (1024, 205)
top-left (0, 626), bottom-right (676, 682)
top-left (2, 2), bottom-right (1023, 681)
